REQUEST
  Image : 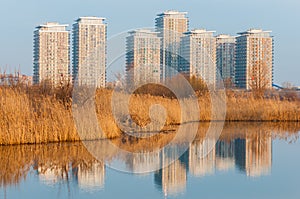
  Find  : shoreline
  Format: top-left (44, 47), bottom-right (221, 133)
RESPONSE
top-left (0, 121), bottom-right (299, 146)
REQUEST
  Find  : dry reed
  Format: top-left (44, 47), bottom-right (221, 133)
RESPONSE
top-left (0, 84), bottom-right (299, 145)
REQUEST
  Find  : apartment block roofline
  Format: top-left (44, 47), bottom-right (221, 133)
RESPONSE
top-left (75, 16), bottom-right (106, 22)
top-left (36, 22), bottom-right (69, 29)
top-left (238, 28), bottom-right (272, 35)
top-left (215, 34), bottom-right (237, 38)
top-left (156, 10), bottom-right (188, 17)
top-left (128, 29), bottom-right (160, 34)
top-left (184, 29), bottom-right (216, 35)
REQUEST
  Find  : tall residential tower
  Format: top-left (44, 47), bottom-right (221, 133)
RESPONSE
top-left (126, 29), bottom-right (161, 86)
top-left (72, 17), bottom-right (107, 88)
top-left (180, 29), bottom-right (216, 87)
top-left (33, 22), bottom-right (70, 85)
top-left (235, 29), bottom-right (273, 90)
top-left (216, 34), bottom-right (235, 87)
top-left (155, 10), bottom-right (189, 80)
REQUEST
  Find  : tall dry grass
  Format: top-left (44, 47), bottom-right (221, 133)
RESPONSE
top-left (0, 84), bottom-right (299, 145)
top-left (225, 91), bottom-right (300, 121)
top-left (0, 85), bottom-right (79, 145)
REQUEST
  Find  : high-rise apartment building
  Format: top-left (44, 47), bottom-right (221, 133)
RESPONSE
top-left (155, 10), bottom-right (189, 80)
top-left (126, 29), bottom-right (161, 86)
top-left (72, 17), bottom-right (107, 88)
top-left (235, 29), bottom-right (273, 90)
top-left (33, 22), bottom-right (69, 85)
top-left (216, 34), bottom-right (235, 86)
top-left (180, 29), bottom-right (216, 86)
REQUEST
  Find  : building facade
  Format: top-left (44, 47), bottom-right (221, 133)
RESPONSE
top-left (126, 29), bottom-right (161, 86)
top-left (155, 10), bottom-right (189, 80)
top-left (33, 22), bottom-right (70, 85)
top-left (180, 29), bottom-right (216, 87)
top-left (235, 29), bottom-right (274, 90)
top-left (72, 17), bottom-right (107, 88)
top-left (216, 34), bottom-right (235, 86)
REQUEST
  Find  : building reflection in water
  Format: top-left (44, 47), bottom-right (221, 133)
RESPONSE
top-left (122, 142), bottom-right (189, 196)
top-left (35, 160), bottom-right (105, 192)
top-left (36, 164), bottom-right (69, 186)
top-left (215, 140), bottom-right (235, 171)
top-left (125, 151), bottom-right (161, 173)
top-left (189, 138), bottom-right (216, 177)
top-left (154, 147), bottom-right (189, 197)
top-left (72, 161), bottom-right (105, 191)
top-left (235, 135), bottom-right (272, 177)
top-left (187, 134), bottom-right (272, 178)
top-left (1, 122), bottom-right (294, 196)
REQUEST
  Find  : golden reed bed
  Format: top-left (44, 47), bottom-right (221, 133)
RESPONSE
top-left (0, 85), bottom-right (299, 145)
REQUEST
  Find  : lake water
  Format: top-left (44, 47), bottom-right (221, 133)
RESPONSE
top-left (0, 122), bottom-right (300, 199)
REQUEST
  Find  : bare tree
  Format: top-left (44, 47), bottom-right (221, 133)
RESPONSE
top-left (249, 59), bottom-right (272, 97)
top-left (282, 82), bottom-right (294, 89)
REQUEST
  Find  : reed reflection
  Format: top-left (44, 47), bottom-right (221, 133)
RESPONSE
top-left (0, 143), bottom-right (107, 192)
top-left (0, 122), bottom-right (299, 196)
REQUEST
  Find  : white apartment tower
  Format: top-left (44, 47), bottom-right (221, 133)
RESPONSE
top-left (216, 34), bottom-right (236, 85)
top-left (155, 10), bottom-right (189, 80)
top-left (180, 29), bottom-right (217, 86)
top-left (72, 17), bottom-right (107, 88)
top-left (126, 29), bottom-right (161, 86)
top-left (235, 29), bottom-right (274, 90)
top-left (33, 22), bottom-right (70, 85)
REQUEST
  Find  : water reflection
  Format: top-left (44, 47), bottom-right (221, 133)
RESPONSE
top-left (154, 157), bottom-right (188, 197)
top-left (72, 161), bottom-right (105, 191)
top-left (234, 136), bottom-right (272, 177)
top-left (0, 122), bottom-right (299, 197)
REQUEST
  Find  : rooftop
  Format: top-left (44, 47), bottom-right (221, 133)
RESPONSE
top-left (215, 34), bottom-right (236, 38)
top-left (238, 28), bottom-right (272, 35)
top-left (185, 29), bottom-right (216, 34)
top-left (75, 16), bottom-right (106, 22)
top-left (128, 29), bottom-right (159, 37)
top-left (129, 29), bottom-right (158, 33)
top-left (157, 10), bottom-right (188, 17)
top-left (37, 22), bottom-right (69, 28)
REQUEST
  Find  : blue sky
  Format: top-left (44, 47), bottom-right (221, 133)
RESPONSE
top-left (0, 0), bottom-right (299, 85)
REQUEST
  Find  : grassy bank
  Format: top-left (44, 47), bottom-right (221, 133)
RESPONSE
top-left (0, 85), bottom-right (299, 145)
